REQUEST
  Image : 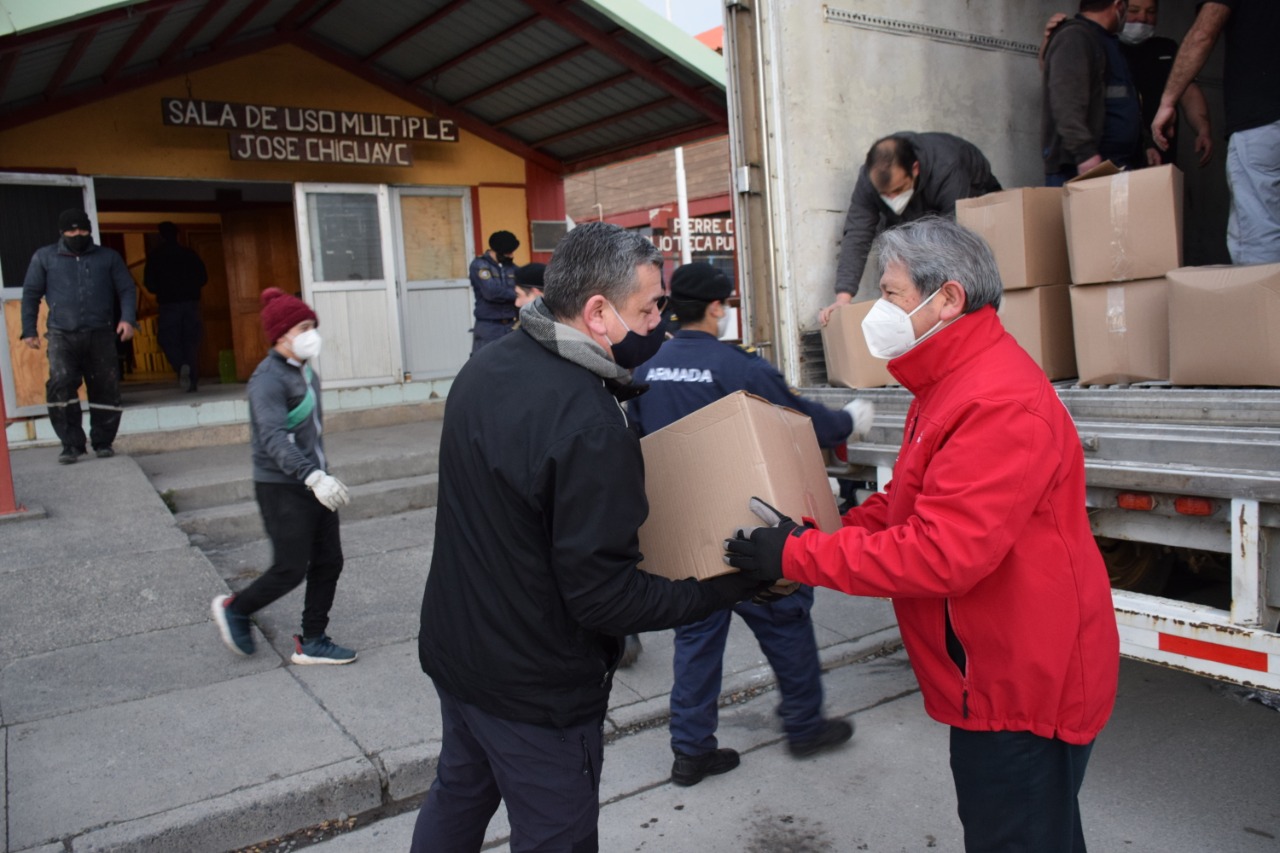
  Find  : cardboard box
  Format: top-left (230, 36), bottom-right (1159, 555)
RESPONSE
top-left (1063, 164), bottom-right (1183, 284)
top-left (998, 285), bottom-right (1077, 380)
top-left (1167, 264), bottom-right (1280, 387)
top-left (1068, 278), bottom-right (1169, 385)
top-left (956, 187), bottom-right (1071, 290)
top-left (637, 391), bottom-right (841, 581)
top-left (820, 301), bottom-right (895, 389)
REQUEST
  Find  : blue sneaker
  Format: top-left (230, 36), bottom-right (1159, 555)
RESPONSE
top-left (212, 594), bottom-right (255, 656)
top-left (291, 634), bottom-right (357, 665)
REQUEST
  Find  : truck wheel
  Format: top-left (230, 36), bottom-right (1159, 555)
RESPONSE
top-left (1097, 537), bottom-right (1171, 595)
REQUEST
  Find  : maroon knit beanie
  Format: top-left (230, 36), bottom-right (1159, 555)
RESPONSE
top-left (260, 287), bottom-right (318, 344)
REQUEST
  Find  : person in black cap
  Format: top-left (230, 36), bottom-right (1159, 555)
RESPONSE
top-left (468, 230), bottom-right (521, 353)
top-left (512, 262), bottom-right (545, 310)
top-left (20, 208), bottom-right (137, 464)
top-left (144, 221), bottom-right (208, 392)
top-left (628, 261), bottom-right (875, 787)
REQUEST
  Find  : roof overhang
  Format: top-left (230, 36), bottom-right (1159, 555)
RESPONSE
top-left (0, 0), bottom-right (728, 174)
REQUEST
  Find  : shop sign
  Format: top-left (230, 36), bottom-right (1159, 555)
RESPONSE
top-left (229, 132), bottom-right (413, 166)
top-left (655, 217), bottom-right (736, 254)
top-left (162, 98), bottom-right (457, 141)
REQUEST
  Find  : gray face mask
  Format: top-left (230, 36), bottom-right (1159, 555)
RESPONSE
top-left (1119, 22), bottom-right (1155, 45)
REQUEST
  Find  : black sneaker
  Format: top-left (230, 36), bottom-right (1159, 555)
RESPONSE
top-left (57, 447), bottom-right (85, 465)
top-left (671, 748), bottom-right (740, 786)
top-left (787, 718), bottom-right (854, 758)
top-left (94, 446), bottom-right (115, 459)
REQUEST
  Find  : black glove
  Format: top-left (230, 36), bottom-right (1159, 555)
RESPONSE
top-left (722, 497), bottom-right (811, 584)
top-left (703, 571), bottom-right (774, 606)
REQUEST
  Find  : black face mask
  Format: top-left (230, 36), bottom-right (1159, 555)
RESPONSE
top-left (611, 325), bottom-right (667, 369)
top-left (62, 234), bottom-right (92, 254)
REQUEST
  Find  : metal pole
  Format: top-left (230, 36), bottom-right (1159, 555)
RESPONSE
top-left (666, 1), bottom-right (692, 266)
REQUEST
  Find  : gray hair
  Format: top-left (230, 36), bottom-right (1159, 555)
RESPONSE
top-left (872, 217), bottom-right (1003, 312)
top-left (541, 222), bottom-right (662, 320)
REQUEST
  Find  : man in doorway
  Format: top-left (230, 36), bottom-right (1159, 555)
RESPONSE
top-left (411, 223), bottom-right (766, 852)
top-left (629, 262), bottom-right (872, 786)
top-left (1153, 0), bottom-right (1280, 264)
top-left (820, 133), bottom-right (1001, 324)
top-left (20, 208), bottom-right (136, 464)
top-left (468, 230), bottom-right (520, 353)
top-left (144, 221), bottom-right (208, 392)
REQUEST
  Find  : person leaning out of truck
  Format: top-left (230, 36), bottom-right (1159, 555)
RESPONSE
top-left (819, 132), bottom-right (1001, 325)
top-left (727, 217), bottom-right (1120, 853)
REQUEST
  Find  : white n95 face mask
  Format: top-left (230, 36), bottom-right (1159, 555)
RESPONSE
top-left (291, 329), bottom-right (322, 361)
top-left (860, 288), bottom-right (944, 359)
top-left (880, 189), bottom-right (913, 216)
top-left (1119, 22), bottom-right (1155, 45)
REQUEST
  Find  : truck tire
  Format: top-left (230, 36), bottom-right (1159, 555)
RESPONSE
top-left (1096, 537), bottom-right (1172, 595)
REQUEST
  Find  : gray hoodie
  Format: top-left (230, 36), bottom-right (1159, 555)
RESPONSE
top-left (248, 350), bottom-right (326, 485)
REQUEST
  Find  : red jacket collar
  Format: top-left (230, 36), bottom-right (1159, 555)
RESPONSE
top-left (886, 305), bottom-right (1005, 395)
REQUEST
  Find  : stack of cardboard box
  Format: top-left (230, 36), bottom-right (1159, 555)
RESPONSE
top-left (819, 301), bottom-right (895, 389)
top-left (957, 187), bottom-right (1077, 379)
top-left (1061, 164), bottom-right (1184, 385)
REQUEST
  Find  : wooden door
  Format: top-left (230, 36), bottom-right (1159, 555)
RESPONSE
top-left (221, 208), bottom-right (300, 381)
top-left (187, 230), bottom-right (232, 380)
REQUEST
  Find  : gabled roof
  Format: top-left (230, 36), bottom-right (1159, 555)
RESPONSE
top-left (0, 0), bottom-right (727, 173)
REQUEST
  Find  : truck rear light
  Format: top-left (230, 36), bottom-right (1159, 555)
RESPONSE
top-left (1117, 492), bottom-right (1155, 511)
top-left (1174, 496), bottom-right (1214, 516)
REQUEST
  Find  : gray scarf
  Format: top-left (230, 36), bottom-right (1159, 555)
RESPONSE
top-left (519, 297), bottom-right (632, 385)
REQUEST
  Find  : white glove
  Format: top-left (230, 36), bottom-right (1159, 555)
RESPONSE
top-left (843, 399), bottom-right (875, 439)
top-left (305, 470), bottom-right (350, 511)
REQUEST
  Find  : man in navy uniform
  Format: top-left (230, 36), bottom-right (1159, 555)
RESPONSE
top-left (628, 262), bottom-right (875, 786)
top-left (468, 230), bottom-right (520, 353)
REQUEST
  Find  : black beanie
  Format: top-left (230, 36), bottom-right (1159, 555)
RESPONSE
top-left (58, 209), bottom-right (92, 233)
top-left (670, 262), bottom-right (733, 303)
top-left (514, 263), bottom-right (545, 289)
top-left (489, 230), bottom-right (519, 254)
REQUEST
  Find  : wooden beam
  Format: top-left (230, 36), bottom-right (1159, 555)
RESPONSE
top-left (363, 0), bottom-right (467, 63)
top-left (565, 122), bottom-right (725, 173)
top-left (454, 43), bottom-right (592, 107)
top-left (521, 0), bottom-right (726, 125)
top-left (0, 50), bottom-right (18, 101)
top-left (276, 0), bottom-right (332, 31)
top-left (44, 27), bottom-right (98, 100)
top-left (411, 14), bottom-right (540, 86)
top-left (531, 96), bottom-right (678, 149)
top-left (290, 34), bottom-right (564, 174)
top-left (294, 0), bottom-right (347, 31)
top-left (494, 70), bottom-right (629, 129)
top-left (158, 0), bottom-right (230, 66)
top-left (102, 8), bottom-right (169, 82)
top-left (211, 0), bottom-right (273, 50)
top-left (0, 0), bottom-right (186, 52)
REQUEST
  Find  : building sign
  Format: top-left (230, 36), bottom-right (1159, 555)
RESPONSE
top-left (655, 217), bottom-right (735, 254)
top-left (162, 97), bottom-right (457, 168)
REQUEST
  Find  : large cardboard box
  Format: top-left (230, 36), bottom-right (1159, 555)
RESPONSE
top-left (637, 391), bottom-right (842, 581)
top-left (1068, 278), bottom-right (1169, 385)
top-left (820, 301), bottom-right (895, 389)
top-left (1167, 264), bottom-right (1280, 387)
top-left (1063, 164), bottom-right (1183, 285)
top-left (998, 285), bottom-right (1077, 380)
top-left (956, 188), bottom-right (1071, 290)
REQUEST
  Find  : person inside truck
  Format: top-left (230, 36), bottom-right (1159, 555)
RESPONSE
top-left (628, 261), bottom-right (875, 787)
top-left (819, 132), bottom-right (1001, 325)
top-left (725, 218), bottom-right (1120, 853)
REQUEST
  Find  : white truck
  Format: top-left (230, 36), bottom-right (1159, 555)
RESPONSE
top-left (721, 0), bottom-right (1280, 690)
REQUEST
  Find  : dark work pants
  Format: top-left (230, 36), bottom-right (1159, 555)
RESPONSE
top-left (229, 481), bottom-right (343, 638)
top-left (157, 300), bottom-right (202, 380)
top-left (470, 318), bottom-right (514, 354)
top-left (670, 585), bottom-right (825, 755)
top-left (411, 684), bottom-right (603, 853)
top-left (45, 328), bottom-right (123, 452)
top-left (950, 727), bottom-right (1094, 853)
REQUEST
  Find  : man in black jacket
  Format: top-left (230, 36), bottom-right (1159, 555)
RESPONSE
top-left (412, 222), bottom-right (764, 853)
top-left (144, 221), bottom-right (207, 392)
top-left (820, 132), bottom-right (1000, 323)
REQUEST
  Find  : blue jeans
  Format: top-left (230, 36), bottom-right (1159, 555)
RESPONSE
top-left (411, 684), bottom-right (603, 853)
top-left (669, 585), bottom-right (825, 755)
top-left (470, 318), bottom-right (515, 354)
top-left (1225, 118), bottom-right (1280, 264)
top-left (950, 727), bottom-right (1095, 853)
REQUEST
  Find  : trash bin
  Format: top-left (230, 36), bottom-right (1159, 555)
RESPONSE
top-left (218, 350), bottom-right (237, 384)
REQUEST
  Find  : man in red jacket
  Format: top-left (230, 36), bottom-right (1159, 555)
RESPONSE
top-left (726, 217), bottom-right (1119, 853)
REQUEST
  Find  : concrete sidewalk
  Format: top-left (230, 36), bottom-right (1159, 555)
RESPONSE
top-left (0, 413), bottom-right (901, 853)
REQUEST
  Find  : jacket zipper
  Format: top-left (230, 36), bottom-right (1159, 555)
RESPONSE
top-left (944, 599), bottom-right (970, 720)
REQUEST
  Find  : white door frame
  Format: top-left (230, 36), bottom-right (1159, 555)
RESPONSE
top-left (293, 182), bottom-right (402, 388)
top-left (0, 173), bottom-right (97, 417)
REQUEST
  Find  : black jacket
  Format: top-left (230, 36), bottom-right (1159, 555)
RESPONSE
top-left (834, 132), bottom-right (1001, 296)
top-left (21, 241), bottom-right (137, 338)
top-left (144, 239), bottom-right (208, 304)
top-left (419, 328), bottom-right (726, 727)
